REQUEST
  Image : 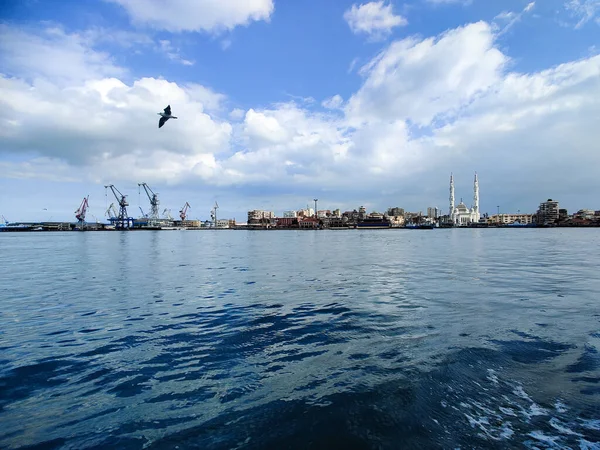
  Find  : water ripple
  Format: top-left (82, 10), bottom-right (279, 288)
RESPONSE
top-left (0, 229), bottom-right (599, 449)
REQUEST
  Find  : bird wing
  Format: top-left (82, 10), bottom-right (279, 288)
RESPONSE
top-left (159, 116), bottom-right (169, 128)
top-left (164, 105), bottom-right (171, 115)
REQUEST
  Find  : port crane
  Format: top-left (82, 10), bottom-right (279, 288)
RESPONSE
top-left (162, 208), bottom-right (173, 220)
top-left (104, 184), bottom-right (132, 229)
top-left (138, 182), bottom-right (160, 219)
top-left (210, 201), bottom-right (219, 227)
top-left (179, 202), bottom-right (191, 221)
top-left (105, 203), bottom-right (118, 220)
top-left (74, 196), bottom-right (89, 229)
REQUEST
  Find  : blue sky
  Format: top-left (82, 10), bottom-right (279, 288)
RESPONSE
top-left (1, 0), bottom-right (599, 222)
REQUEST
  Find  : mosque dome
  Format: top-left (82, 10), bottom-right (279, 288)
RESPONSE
top-left (457, 202), bottom-right (470, 213)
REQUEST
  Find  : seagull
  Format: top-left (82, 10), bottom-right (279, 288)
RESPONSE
top-left (158, 105), bottom-right (178, 128)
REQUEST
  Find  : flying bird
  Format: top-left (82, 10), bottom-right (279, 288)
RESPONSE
top-left (158, 105), bottom-right (178, 128)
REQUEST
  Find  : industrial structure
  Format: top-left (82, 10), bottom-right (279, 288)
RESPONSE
top-left (138, 182), bottom-right (160, 223)
top-left (104, 184), bottom-right (133, 229)
top-left (180, 202), bottom-right (190, 221)
top-left (210, 202), bottom-right (219, 227)
top-left (74, 196), bottom-right (89, 230)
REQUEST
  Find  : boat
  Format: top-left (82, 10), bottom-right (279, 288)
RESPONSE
top-left (356, 217), bottom-right (391, 229)
top-left (507, 221), bottom-right (537, 228)
top-left (0, 223), bottom-right (34, 232)
top-left (405, 223), bottom-right (435, 230)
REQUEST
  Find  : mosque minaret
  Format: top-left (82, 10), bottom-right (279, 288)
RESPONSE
top-left (449, 172), bottom-right (480, 226)
top-left (449, 173), bottom-right (455, 217)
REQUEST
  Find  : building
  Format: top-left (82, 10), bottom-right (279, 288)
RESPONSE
top-left (449, 173), bottom-right (480, 226)
top-left (388, 215), bottom-right (405, 227)
top-left (358, 206), bottom-right (367, 220)
top-left (215, 219), bottom-right (230, 228)
top-left (298, 217), bottom-right (319, 228)
top-left (427, 207), bottom-right (439, 219)
top-left (283, 210), bottom-right (297, 218)
top-left (276, 217), bottom-right (298, 228)
top-left (387, 207), bottom-right (404, 217)
top-left (574, 209), bottom-right (595, 220)
top-left (489, 214), bottom-right (534, 225)
top-left (297, 208), bottom-right (314, 218)
top-left (247, 210), bottom-right (275, 224)
top-left (559, 209), bottom-right (569, 222)
top-left (536, 199), bottom-right (559, 225)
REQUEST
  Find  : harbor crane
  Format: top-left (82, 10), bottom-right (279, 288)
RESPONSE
top-left (162, 208), bottom-right (173, 220)
top-left (138, 182), bottom-right (159, 219)
top-left (104, 184), bottom-right (131, 229)
top-left (179, 202), bottom-right (191, 221)
top-left (75, 196), bottom-right (89, 229)
top-left (210, 201), bottom-right (219, 227)
top-left (105, 203), bottom-right (118, 220)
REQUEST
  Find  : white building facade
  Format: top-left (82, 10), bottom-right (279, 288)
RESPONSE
top-left (449, 173), bottom-right (480, 226)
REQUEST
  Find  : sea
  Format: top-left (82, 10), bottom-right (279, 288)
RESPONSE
top-left (0, 229), bottom-right (599, 450)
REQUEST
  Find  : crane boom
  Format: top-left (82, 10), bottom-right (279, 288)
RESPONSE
top-left (138, 182), bottom-right (159, 219)
top-left (179, 202), bottom-right (191, 221)
top-left (75, 196), bottom-right (89, 228)
top-left (105, 203), bottom-right (118, 219)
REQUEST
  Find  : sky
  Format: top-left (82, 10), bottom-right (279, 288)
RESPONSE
top-left (0, 0), bottom-right (599, 223)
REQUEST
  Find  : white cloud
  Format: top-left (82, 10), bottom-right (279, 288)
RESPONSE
top-left (494, 2), bottom-right (536, 37)
top-left (108, 0), bottom-right (275, 33)
top-left (564, 0), bottom-right (600, 28)
top-left (346, 21), bottom-right (507, 126)
top-left (0, 24), bottom-right (126, 85)
top-left (156, 40), bottom-right (194, 66)
top-left (430, 55), bottom-right (600, 201)
top-left (243, 109), bottom-right (291, 145)
top-left (322, 95), bottom-right (344, 110)
top-left (0, 74), bottom-right (232, 180)
top-left (344, 1), bottom-right (407, 41)
top-left (426, 0), bottom-right (473, 5)
top-left (82, 28), bottom-right (155, 48)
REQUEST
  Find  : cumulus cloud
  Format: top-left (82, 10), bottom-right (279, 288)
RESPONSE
top-left (344, 1), bottom-right (407, 41)
top-left (346, 21), bottom-right (507, 126)
top-left (0, 75), bottom-right (232, 178)
top-left (1, 20), bottom-right (600, 219)
top-left (107, 0), bottom-right (275, 33)
top-left (0, 24), bottom-right (126, 85)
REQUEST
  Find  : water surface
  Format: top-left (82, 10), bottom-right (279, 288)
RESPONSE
top-left (1, 229), bottom-right (599, 449)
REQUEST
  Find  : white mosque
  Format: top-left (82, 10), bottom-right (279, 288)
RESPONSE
top-left (449, 172), bottom-right (480, 226)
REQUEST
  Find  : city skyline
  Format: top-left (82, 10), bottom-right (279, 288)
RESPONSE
top-left (1, 172), bottom-right (592, 225)
top-left (1, 1), bottom-right (599, 222)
